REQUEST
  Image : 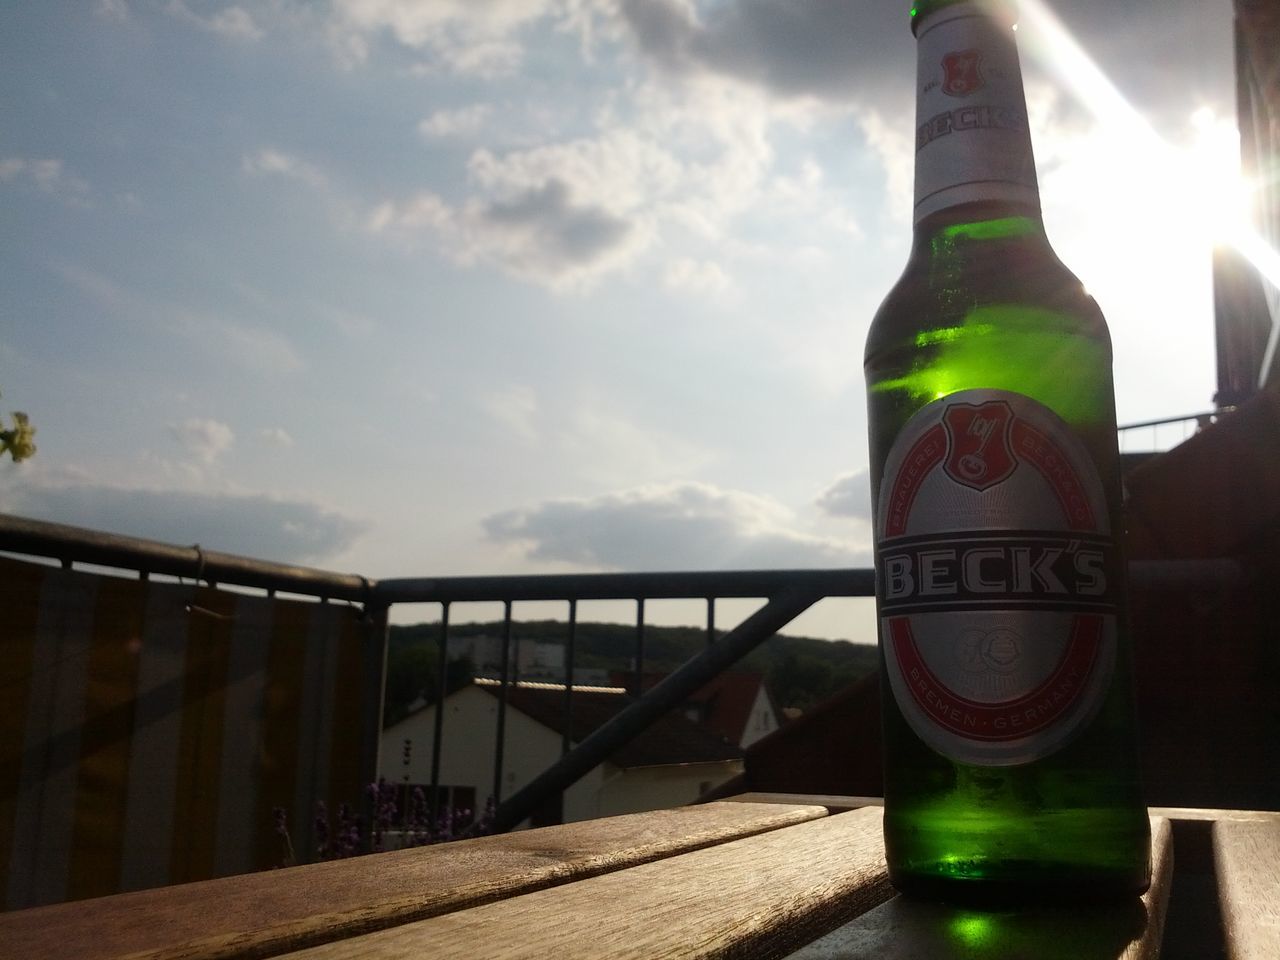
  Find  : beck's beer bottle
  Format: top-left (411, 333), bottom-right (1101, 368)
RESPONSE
top-left (865, 0), bottom-right (1151, 902)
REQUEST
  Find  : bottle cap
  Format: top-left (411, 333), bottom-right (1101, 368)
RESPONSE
top-left (911, 0), bottom-right (1019, 35)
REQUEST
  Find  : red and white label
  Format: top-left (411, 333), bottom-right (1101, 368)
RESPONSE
top-left (913, 5), bottom-right (1038, 221)
top-left (875, 389), bottom-right (1117, 766)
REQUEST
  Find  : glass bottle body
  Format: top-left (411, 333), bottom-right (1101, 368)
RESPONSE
top-left (865, 203), bottom-right (1151, 903)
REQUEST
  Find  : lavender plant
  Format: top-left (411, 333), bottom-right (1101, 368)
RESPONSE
top-left (272, 780), bottom-right (494, 868)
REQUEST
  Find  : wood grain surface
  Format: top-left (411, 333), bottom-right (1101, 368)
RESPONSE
top-left (784, 816), bottom-right (1175, 960)
top-left (1213, 817), bottom-right (1280, 959)
top-left (277, 806), bottom-right (893, 960)
top-left (722, 793), bottom-right (882, 813)
top-left (0, 800), bottom-right (827, 960)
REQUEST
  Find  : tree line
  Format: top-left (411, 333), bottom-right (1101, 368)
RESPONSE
top-left (383, 618), bottom-right (879, 726)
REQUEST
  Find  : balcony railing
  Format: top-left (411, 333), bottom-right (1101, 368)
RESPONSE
top-left (0, 513), bottom-right (875, 840)
top-left (0, 512), bottom-right (1239, 850)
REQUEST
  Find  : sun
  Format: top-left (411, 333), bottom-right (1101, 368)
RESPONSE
top-left (1019, 0), bottom-right (1275, 286)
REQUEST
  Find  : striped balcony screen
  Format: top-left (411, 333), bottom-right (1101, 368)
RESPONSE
top-left (0, 556), bottom-right (383, 909)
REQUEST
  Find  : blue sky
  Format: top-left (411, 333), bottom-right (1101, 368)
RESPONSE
top-left (1, 1), bottom-right (1237, 638)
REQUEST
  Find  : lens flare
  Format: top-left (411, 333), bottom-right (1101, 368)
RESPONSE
top-left (1018, 0), bottom-right (1278, 290)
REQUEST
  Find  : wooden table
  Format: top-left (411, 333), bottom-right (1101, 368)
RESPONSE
top-left (1, 794), bottom-right (1276, 960)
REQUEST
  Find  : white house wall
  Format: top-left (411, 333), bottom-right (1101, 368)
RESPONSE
top-left (380, 686), bottom-right (606, 825)
top-left (381, 685), bottom-right (744, 827)
top-left (739, 685), bottom-right (780, 748)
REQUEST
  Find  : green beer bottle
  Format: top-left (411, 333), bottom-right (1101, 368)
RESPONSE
top-left (865, 0), bottom-right (1151, 902)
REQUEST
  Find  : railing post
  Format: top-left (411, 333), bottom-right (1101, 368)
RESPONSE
top-left (429, 601), bottom-right (450, 819)
top-left (562, 599), bottom-right (577, 758)
top-left (493, 600), bottom-right (513, 805)
top-left (633, 598), bottom-right (645, 696)
top-left (360, 600), bottom-right (390, 854)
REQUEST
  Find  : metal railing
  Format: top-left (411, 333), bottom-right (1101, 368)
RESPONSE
top-left (376, 569), bottom-right (875, 832)
top-left (1117, 409), bottom-right (1225, 454)
top-left (0, 512), bottom-right (1244, 838)
top-left (0, 513), bottom-right (875, 836)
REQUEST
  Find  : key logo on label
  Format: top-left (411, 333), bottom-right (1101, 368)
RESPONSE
top-left (941, 50), bottom-right (985, 97)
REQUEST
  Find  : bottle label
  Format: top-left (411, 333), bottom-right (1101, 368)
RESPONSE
top-left (913, 6), bottom-right (1039, 221)
top-left (875, 389), bottom-right (1117, 766)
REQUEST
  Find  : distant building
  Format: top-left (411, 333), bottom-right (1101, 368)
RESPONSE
top-left (380, 679), bottom-right (744, 828)
top-left (446, 635), bottom-right (570, 682)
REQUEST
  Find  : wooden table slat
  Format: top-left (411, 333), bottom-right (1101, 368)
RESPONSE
top-left (721, 793), bottom-right (882, 813)
top-left (0, 800), bottom-right (829, 960)
top-left (1213, 817), bottom-right (1280, 959)
top-left (783, 815), bottom-right (1174, 960)
top-left (277, 806), bottom-right (893, 960)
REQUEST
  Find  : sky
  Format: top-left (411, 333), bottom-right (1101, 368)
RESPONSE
top-left (0, 0), bottom-right (1240, 640)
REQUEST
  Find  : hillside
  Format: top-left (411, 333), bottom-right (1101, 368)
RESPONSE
top-left (384, 619), bottom-right (879, 726)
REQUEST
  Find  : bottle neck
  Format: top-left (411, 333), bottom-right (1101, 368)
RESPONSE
top-left (912, 3), bottom-right (1041, 226)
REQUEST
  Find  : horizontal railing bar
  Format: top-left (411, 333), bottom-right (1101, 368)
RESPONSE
top-left (374, 569), bottom-right (877, 603)
top-left (1, 513), bottom-right (1246, 608)
top-left (0, 513), bottom-right (372, 602)
top-left (1118, 410), bottom-right (1221, 431)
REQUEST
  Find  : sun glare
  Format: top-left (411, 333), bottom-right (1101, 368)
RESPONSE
top-left (1019, 0), bottom-right (1278, 286)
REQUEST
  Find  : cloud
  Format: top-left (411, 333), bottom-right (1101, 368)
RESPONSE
top-left (1, 479), bottom-right (366, 565)
top-left (369, 178), bottom-right (640, 289)
top-left (167, 1), bottom-right (264, 41)
top-left (97, 0), bottom-right (128, 21)
top-left (662, 257), bottom-right (734, 300)
top-left (815, 470), bottom-right (872, 521)
top-left (171, 418), bottom-right (235, 464)
top-left (181, 312), bottom-right (306, 375)
top-left (617, 0), bottom-right (904, 105)
top-left (419, 104), bottom-right (493, 138)
top-left (372, 84), bottom-right (787, 289)
top-left (856, 110), bottom-right (914, 224)
top-left (484, 481), bottom-right (864, 570)
top-left (325, 0), bottom-right (568, 75)
top-left (477, 179), bottom-right (636, 278)
top-left (242, 148), bottom-right (328, 189)
top-left (257, 426), bottom-right (296, 447)
top-left (483, 385), bottom-right (540, 443)
top-left (52, 262), bottom-right (305, 376)
top-left (0, 157), bottom-right (91, 204)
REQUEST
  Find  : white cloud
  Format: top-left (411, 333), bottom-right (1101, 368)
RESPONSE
top-left (0, 157), bottom-right (91, 204)
top-left (485, 480), bottom-right (864, 570)
top-left (258, 427), bottom-right (296, 447)
top-left (372, 76), bottom-right (793, 289)
top-left (617, 0), bottom-right (904, 105)
top-left (97, 0), bottom-right (129, 21)
top-left (419, 104), bottom-right (493, 138)
top-left (171, 418), bottom-right (235, 464)
top-left (554, 406), bottom-right (713, 488)
top-left (242, 148), bottom-right (328, 189)
top-left (662, 257), bottom-right (733, 300)
top-left (178, 311), bottom-right (306, 375)
top-left (324, 0), bottom-right (579, 75)
top-left (369, 178), bottom-right (640, 290)
top-left (814, 470), bottom-right (872, 521)
top-left (53, 263), bottom-right (306, 376)
top-left (857, 110), bottom-right (914, 224)
top-left (367, 191), bottom-right (452, 234)
top-left (483, 385), bottom-right (540, 443)
top-left (167, 1), bottom-right (264, 41)
top-left (0, 474), bottom-right (365, 564)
